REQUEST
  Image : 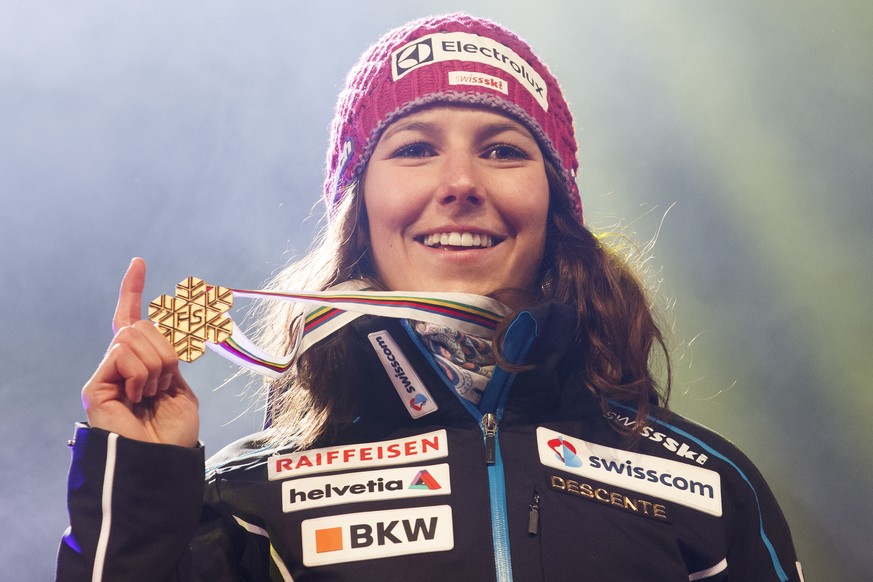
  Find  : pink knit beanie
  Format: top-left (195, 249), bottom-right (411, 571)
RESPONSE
top-left (324, 13), bottom-right (582, 222)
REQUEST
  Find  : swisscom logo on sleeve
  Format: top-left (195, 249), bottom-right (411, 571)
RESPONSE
top-left (269, 430), bottom-right (448, 480)
top-left (368, 331), bottom-right (438, 419)
top-left (282, 464), bottom-right (451, 512)
top-left (536, 427), bottom-right (723, 516)
top-left (301, 505), bottom-right (454, 566)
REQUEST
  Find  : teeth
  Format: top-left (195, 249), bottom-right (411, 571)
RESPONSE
top-left (423, 232), bottom-right (494, 248)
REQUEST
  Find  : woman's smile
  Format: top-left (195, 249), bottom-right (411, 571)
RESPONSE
top-left (418, 231), bottom-right (498, 249)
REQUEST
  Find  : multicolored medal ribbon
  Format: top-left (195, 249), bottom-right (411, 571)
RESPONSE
top-left (148, 277), bottom-right (510, 378)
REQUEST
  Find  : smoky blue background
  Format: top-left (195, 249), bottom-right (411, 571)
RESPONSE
top-left (1, 1), bottom-right (871, 579)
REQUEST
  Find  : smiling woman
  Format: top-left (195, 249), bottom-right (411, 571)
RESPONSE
top-left (364, 106), bottom-right (549, 298)
top-left (58, 12), bottom-right (803, 582)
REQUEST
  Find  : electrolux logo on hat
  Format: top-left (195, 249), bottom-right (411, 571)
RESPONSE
top-left (391, 31), bottom-right (549, 111)
top-left (394, 38), bottom-right (435, 77)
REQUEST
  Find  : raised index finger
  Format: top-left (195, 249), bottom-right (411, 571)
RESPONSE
top-left (112, 257), bottom-right (147, 333)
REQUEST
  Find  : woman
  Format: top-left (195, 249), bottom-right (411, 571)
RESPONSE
top-left (58, 13), bottom-right (802, 581)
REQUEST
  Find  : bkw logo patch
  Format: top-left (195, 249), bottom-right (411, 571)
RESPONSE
top-left (301, 506), bottom-right (454, 566)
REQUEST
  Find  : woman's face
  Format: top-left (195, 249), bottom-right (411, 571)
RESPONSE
top-left (362, 106), bottom-right (549, 299)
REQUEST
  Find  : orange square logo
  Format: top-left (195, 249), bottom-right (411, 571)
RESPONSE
top-left (315, 527), bottom-right (343, 553)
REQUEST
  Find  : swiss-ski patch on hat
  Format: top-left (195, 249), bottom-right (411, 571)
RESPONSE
top-left (448, 71), bottom-right (508, 95)
top-left (391, 31), bottom-right (548, 111)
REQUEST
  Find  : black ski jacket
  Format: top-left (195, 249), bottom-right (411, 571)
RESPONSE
top-left (58, 304), bottom-right (802, 581)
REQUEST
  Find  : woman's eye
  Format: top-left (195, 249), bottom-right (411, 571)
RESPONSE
top-left (392, 142), bottom-right (435, 159)
top-left (484, 144), bottom-right (528, 160)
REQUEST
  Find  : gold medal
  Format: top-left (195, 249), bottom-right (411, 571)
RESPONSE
top-left (148, 276), bottom-right (233, 362)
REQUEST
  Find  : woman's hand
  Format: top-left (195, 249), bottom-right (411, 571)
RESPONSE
top-left (81, 258), bottom-right (199, 447)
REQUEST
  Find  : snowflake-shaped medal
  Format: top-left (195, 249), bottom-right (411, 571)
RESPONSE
top-left (148, 276), bottom-right (233, 362)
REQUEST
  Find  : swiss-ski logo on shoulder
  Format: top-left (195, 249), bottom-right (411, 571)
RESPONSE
top-left (368, 331), bottom-right (438, 419)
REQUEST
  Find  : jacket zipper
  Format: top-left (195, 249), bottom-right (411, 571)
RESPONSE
top-left (483, 412), bottom-right (498, 465)
top-left (528, 489), bottom-right (541, 536)
top-left (403, 313), bottom-right (538, 582)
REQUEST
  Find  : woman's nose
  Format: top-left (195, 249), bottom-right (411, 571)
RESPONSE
top-left (439, 152), bottom-right (483, 208)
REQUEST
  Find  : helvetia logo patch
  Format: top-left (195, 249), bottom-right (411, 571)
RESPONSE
top-left (302, 505), bottom-right (454, 566)
top-left (409, 469), bottom-right (441, 490)
top-left (282, 464), bottom-right (450, 512)
top-left (536, 427), bottom-right (723, 516)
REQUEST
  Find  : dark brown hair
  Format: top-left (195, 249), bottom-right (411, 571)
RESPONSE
top-left (527, 163), bottom-right (671, 426)
top-left (251, 163), bottom-right (670, 448)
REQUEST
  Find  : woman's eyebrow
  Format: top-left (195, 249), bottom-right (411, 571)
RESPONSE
top-left (477, 121), bottom-right (536, 142)
top-left (380, 120), bottom-right (438, 142)
top-left (379, 118), bottom-right (536, 144)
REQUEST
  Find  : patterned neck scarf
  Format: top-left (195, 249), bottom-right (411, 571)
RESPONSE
top-left (413, 321), bottom-right (496, 405)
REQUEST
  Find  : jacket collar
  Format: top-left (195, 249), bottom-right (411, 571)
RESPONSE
top-left (342, 301), bottom-right (583, 428)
